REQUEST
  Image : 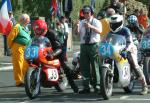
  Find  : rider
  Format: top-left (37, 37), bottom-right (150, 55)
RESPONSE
top-left (126, 15), bottom-right (144, 43)
top-left (45, 24), bottom-right (79, 93)
top-left (32, 20), bottom-right (51, 47)
top-left (32, 19), bottom-right (79, 93)
top-left (108, 14), bottom-right (148, 95)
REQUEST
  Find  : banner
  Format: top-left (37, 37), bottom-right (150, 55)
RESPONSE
top-left (0, 0), bottom-right (12, 35)
top-left (50, 0), bottom-right (58, 17)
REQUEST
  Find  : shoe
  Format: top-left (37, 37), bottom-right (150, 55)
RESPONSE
top-left (79, 88), bottom-right (90, 94)
top-left (16, 83), bottom-right (24, 87)
top-left (72, 86), bottom-right (79, 93)
top-left (140, 87), bottom-right (148, 95)
top-left (94, 88), bottom-right (101, 94)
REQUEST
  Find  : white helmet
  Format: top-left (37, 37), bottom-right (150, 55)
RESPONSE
top-left (109, 14), bottom-right (124, 33)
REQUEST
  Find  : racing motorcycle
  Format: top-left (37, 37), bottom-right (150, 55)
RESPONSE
top-left (98, 34), bottom-right (135, 100)
top-left (72, 51), bottom-right (82, 79)
top-left (139, 27), bottom-right (150, 84)
top-left (24, 43), bottom-right (68, 99)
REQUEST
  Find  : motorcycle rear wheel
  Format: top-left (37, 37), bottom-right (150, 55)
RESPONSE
top-left (143, 57), bottom-right (150, 84)
top-left (24, 67), bottom-right (41, 99)
top-left (100, 67), bottom-right (113, 100)
top-left (54, 73), bottom-right (68, 92)
top-left (123, 75), bottom-right (135, 93)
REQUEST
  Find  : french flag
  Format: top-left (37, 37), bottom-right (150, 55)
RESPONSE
top-left (0, 0), bottom-right (12, 35)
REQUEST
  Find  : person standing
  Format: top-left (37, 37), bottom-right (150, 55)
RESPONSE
top-left (7, 14), bottom-right (31, 87)
top-left (107, 0), bottom-right (126, 15)
top-left (137, 8), bottom-right (148, 29)
top-left (60, 16), bottom-right (69, 61)
top-left (76, 5), bottom-right (102, 94)
top-left (3, 11), bottom-right (16, 56)
top-left (97, 10), bottom-right (110, 41)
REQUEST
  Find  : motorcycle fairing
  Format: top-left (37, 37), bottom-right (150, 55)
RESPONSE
top-left (115, 59), bottom-right (131, 87)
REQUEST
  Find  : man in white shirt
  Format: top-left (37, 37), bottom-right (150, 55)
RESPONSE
top-left (76, 5), bottom-right (102, 94)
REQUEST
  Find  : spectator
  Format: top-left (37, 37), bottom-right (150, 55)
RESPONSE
top-left (107, 0), bottom-right (125, 15)
top-left (137, 8), bottom-right (148, 29)
top-left (106, 8), bottom-right (116, 17)
top-left (97, 10), bottom-right (110, 41)
top-left (55, 21), bottom-right (65, 45)
top-left (59, 16), bottom-right (69, 61)
top-left (7, 13), bottom-right (31, 87)
top-left (3, 11), bottom-right (16, 56)
top-left (76, 5), bottom-right (102, 94)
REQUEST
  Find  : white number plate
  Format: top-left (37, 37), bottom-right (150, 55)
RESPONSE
top-left (47, 69), bottom-right (59, 81)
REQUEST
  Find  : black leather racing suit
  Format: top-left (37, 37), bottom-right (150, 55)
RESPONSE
top-left (45, 29), bottom-right (78, 93)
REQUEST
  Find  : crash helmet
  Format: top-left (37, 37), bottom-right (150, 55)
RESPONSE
top-left (127, 15), bottom-right (138, 24)
top-left (97, 10), bottom-right (107, 20)
top-left (32, 19), bottom-right (48, 36)
top-left (109, 14), bottom-right (124, 33)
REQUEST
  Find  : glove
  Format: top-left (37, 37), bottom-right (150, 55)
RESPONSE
top-left (121, 50), bottom-right (128, 59)
top-left (133, 22), bottom-right (139, 28)
top-left (46, 53), bottom-right (54, 60)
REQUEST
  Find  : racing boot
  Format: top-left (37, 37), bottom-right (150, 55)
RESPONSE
top-left (140, 77), bottom-right (148, 95)
top-left (63, 64), bottom-right (79, 93)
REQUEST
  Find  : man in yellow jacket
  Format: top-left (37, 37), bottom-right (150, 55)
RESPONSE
top-left (7, 14), bottom-right (31, 87)
top-left (97, 8), bottom-right (116, 41)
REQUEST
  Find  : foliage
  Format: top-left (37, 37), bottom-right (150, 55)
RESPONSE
top-left (71, 0), bottom-right (106, 20)
top-left (3, 0), bottom-right (106, 22)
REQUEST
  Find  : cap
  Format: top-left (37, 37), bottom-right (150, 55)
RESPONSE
top-left (83, 6), bottom-right (91, 13)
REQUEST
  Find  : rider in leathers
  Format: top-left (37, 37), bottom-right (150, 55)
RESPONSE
top-left (45, 29), bottom-right (79, 93)
top-left (108, 14), bottom-right (148, 95)
top-left (126, 15), bottom-right (144, 43)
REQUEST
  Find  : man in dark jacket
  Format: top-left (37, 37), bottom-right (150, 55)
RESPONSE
top-left (45, 29), bottom-right (79, 93)
top-left (108, 0), bottom-right (125, 15)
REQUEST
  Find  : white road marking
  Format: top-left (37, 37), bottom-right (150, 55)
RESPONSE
top-left (120, 96), bottom-right (129, 99)
top-left (0, 66), bottom-right (13, 71)
top-left (111, 98), bottom-right (150, 101)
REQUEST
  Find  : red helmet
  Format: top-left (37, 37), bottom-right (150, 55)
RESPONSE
top-left (32, 20), bottom-right (48, 36)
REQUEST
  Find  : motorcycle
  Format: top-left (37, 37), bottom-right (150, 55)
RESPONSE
top-left (139, 27), bottom-right (150, 84)
top-left (24, 43), bottom-right (68, 99)
top-left (98, 34), bottom-right (135, 100)
top-left (72, 51), bottom-right (82, 79)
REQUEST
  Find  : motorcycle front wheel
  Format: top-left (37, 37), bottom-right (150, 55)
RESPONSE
top-left (24, 67), bottom-right (41, 99)
top-left (55, 69), bottom-right (68, 92)
top-left (100, 67), bottom-right (113, 100)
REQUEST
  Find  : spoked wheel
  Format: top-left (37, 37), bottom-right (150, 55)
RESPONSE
top-left (143, 57), bottom-right (150, 84)
top-left (55, 69), bottom-right (68, 92)
top-left (100, 67), bottom-right (113, 100)
top-left (123, 73), bottom-right (135, 93)
top-left (24, 67), bottom-right (41, 99)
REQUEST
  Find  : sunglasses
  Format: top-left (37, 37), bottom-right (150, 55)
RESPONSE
top-left (83, 12), bottom-right (90, 14)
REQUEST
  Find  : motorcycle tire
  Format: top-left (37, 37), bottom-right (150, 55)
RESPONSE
top-left (100, 67), bottom-right (113, 100)
top-left (54, 74), bottom-right (68, 92)
top-left (123, 74), bottom-right (135, 93)
top-left (143, 57), bottom-right (150, 85)
top-left (24, 67), bottom-right (41, 99)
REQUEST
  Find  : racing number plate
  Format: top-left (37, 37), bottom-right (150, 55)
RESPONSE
top-left (47, 69), bottom-right (59, 81)
top-left (140, 38), bottom-right (150, 49)
top-left (99, 43), bottom-right (114, 58)
top-left (24, 46), bottom-right (39, 60)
